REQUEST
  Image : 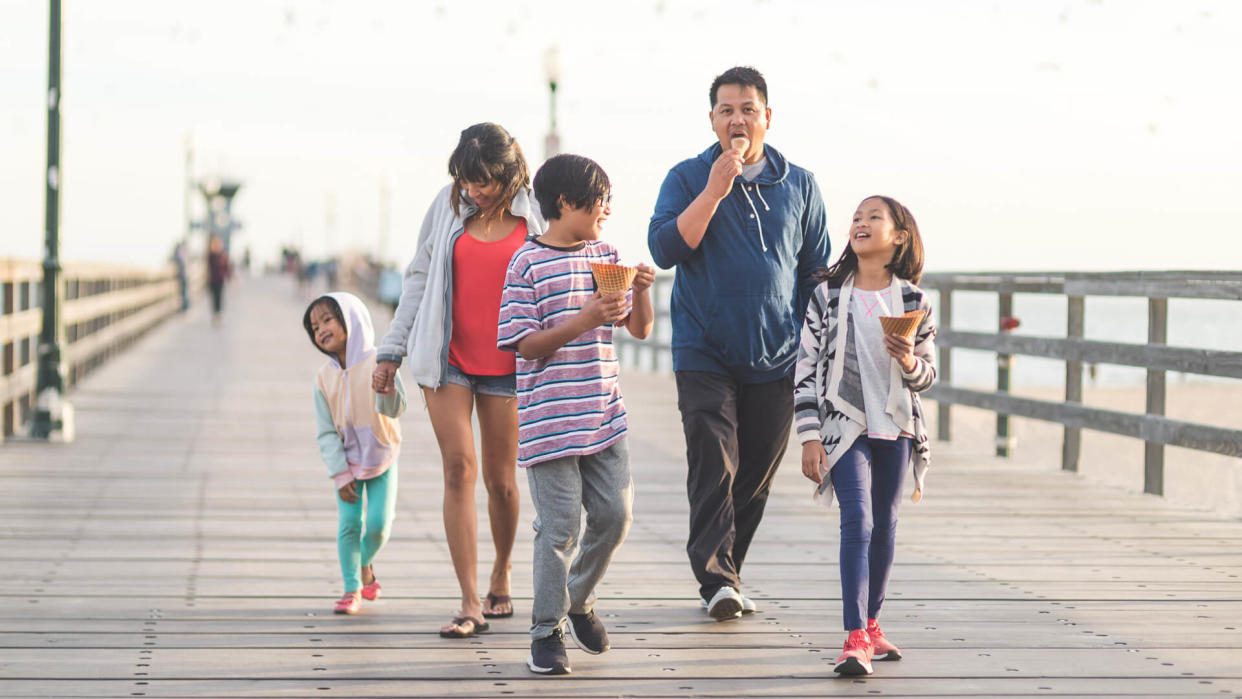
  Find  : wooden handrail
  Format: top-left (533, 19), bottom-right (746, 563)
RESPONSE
top-left (0, 257), bottom-right (201, 440)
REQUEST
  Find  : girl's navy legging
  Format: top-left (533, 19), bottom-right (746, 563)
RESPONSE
top-left (830, 436), bottom-right (911, 631)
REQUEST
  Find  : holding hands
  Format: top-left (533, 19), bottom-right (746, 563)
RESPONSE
top-left (372, 360), bottom-right (398, 395)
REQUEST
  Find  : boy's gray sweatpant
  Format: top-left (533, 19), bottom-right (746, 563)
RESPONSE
top-left (526, 438), bottom-right (634, 641)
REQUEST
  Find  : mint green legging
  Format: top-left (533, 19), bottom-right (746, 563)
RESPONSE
top-left (336, 465), bottom-right (398, 592)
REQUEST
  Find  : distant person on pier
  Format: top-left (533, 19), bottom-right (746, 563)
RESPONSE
top-left (647, 66), bottom-right (831, 621)
top-left (372, 123), bottom-right (546, 637)
top-left (171, 241), bottom-right (189, 311)
top-left (206, 236), bottom-right (230, 326)
top-left (304, 292), bottom-right (407, 615)
top-left (794, 195), bottom-right (937, 676)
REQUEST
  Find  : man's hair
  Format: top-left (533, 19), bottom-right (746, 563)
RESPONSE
top-left (447, 122), bottom-right (530, 217)
top-left (302, 295), bottom-right (345, 353)
top-left (532, 154), bottom-right (611, 220)
top-left (816, 195), bottom-right (925, 285)
top-left (709, 66), bottom-right (768, 108)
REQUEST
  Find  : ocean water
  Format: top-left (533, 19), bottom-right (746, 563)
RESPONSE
top-left (628, 286), bottom-right (1242, 390)
top-left (944, 292), bottom-right (1242, 389)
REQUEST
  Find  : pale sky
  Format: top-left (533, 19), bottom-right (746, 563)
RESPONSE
top-left (1, 0), bottom-right (1238, 271)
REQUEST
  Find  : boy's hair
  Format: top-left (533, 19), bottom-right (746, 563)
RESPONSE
top-left (532, 154), bottom-right (611, 220)
top-left (710, 66), bottom-right (768, 108)
top-left (302, 295), bottom-right (345, 353)
top-left (817, 195), bottom-right (925, 285)
top-left (448, 122), bottom-right (530, 218)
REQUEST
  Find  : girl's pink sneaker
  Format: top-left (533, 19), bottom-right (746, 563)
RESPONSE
top-left (867, 618), bottom-right (902, 660)
top-left (333, 594), bottom-right (361, 615)
top-left (361, 579), bottom-right (382, 601)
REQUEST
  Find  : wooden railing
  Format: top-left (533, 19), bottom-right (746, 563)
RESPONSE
top-left (0, 257), bottom-right (199, 440)
top-left (920, 271), bottom-right (1242, 496)
top-left (616, 270), bottom-right (1242, 497)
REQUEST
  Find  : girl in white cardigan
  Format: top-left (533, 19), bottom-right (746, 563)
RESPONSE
top-left (792, 195), bottom-right (936, 676)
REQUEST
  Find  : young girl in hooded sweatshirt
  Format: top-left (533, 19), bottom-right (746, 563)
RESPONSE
top-left (304, 292), bottom-right (407, 614)
top-left (792, 195), bottom-right (936, 676)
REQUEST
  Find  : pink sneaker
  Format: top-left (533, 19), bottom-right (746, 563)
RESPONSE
top-left (361, 579), bottom-right (382, 601)
top-left (867, 618), bottom-right (902, 661)
top-left (333, 593), bottom-right (361, 615)
top-left (833, 629), bottom-right (874, 676)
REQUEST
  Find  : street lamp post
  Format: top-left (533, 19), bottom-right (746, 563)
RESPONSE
top-left (543, 46), bottom-right (561, 160)
top-left (31, 0), bottom-right (72, 441)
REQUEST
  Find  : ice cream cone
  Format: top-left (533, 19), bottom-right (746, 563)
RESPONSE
top-left (589, 262), bottom-right (637, 294)
top-left (879, 309), bottom-right (925, 340)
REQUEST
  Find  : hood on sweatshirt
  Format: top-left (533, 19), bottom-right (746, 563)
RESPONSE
top-left (303, 292), bottom-right (376, 369)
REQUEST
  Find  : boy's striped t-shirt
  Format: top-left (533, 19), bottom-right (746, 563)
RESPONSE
top-left (497, 239), bottom-right (630, 468)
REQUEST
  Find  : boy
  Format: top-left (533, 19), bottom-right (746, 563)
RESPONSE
top-left (497, 154), bottom-right (654, 675)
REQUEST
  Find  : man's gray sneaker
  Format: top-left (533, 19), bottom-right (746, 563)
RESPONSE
top-left (527, 627), bottom-right (571, 675)
top-left (567, 610), bottom-right (610, 654)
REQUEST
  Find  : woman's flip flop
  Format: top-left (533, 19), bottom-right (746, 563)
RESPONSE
top-left (439, 615), bottom-right (489, 638)
top-left (482, 592), bottom-right (514, 618)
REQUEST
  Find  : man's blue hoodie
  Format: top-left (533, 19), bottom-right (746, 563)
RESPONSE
top-left (648, 143), bottom-right (830, 383)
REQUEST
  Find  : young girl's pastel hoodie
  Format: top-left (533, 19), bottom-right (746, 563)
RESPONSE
top-left (312, 292), bottom-right (407, 489)
top-left (792, 274), bottom-right (937, 505)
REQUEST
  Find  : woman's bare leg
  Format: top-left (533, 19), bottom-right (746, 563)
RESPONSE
top-left (475, 392), bottom-right (519, 614)
top-left (422, 384), bottom-right (484, 630)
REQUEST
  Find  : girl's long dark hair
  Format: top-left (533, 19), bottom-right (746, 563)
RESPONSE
top-left (815, 195), bottom-right (924, 285)
top-left (447, 123), bottom-right (530, 217)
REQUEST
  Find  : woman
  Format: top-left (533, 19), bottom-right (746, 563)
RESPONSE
top-left (372, 123), bottom-right (543, 638)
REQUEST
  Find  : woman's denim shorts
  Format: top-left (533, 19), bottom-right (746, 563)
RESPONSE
top-left (442, 362), bottom-right (516, 398)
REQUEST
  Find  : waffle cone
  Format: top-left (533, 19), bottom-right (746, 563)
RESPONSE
top-left (879, 309), bottom-right (925, 340)
top-left (589, 263), bottom-right (637, 294)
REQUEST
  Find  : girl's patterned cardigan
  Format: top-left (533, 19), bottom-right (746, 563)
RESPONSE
top-left (793, 273), bottom-right (937, 506)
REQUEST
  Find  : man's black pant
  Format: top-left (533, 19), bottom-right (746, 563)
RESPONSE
top-left (675, 370), bottom-right (793, 601)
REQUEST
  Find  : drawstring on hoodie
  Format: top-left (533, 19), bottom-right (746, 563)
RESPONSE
top-left (739, 183), bottom-right (771, 252)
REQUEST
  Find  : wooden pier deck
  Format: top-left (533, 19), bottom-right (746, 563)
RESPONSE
top-left (1, 276), bottom-right (1239, 698)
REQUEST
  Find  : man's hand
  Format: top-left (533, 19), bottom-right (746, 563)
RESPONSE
top-left (631, 264), bottom-right (656, 294)
top-left (579, 290), bottom-right (628, 327)
top-left (338, 480), bottom-right (359, 504)
top-left (704, 146), bottom-right (744, 200)
top-left (801, 441), bottom-right (827, 484)
top-left (372, 360), bottom-right (398, 395)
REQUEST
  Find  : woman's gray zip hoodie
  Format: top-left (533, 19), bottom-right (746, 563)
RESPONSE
top-left (376, 184), bottom-right (546, 388)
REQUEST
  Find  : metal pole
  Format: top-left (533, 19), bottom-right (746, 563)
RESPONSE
top-left (32, 0), bottom-right (71, 441)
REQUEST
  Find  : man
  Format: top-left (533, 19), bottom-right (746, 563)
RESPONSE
top-left (648, 66), bottom-right (830, 620)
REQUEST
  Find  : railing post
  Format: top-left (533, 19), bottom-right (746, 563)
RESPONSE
top-left (936, 287), bottom-right (952, 441)
top-left (1062, 295), bottom-right (1084, 472)
top-left (1145, 297), bottom-right (1167, 495)
top-left (995, 292), bottom-right (1014, 457)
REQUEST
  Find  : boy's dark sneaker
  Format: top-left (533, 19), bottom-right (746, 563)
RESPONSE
top-left (567, 610), bottom-right (610, 654)
top-left (527, 627), bottom-right (571, 675)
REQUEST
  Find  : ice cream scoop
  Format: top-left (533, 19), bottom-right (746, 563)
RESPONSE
top-left (731, 136), bottom-right (750, 153)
